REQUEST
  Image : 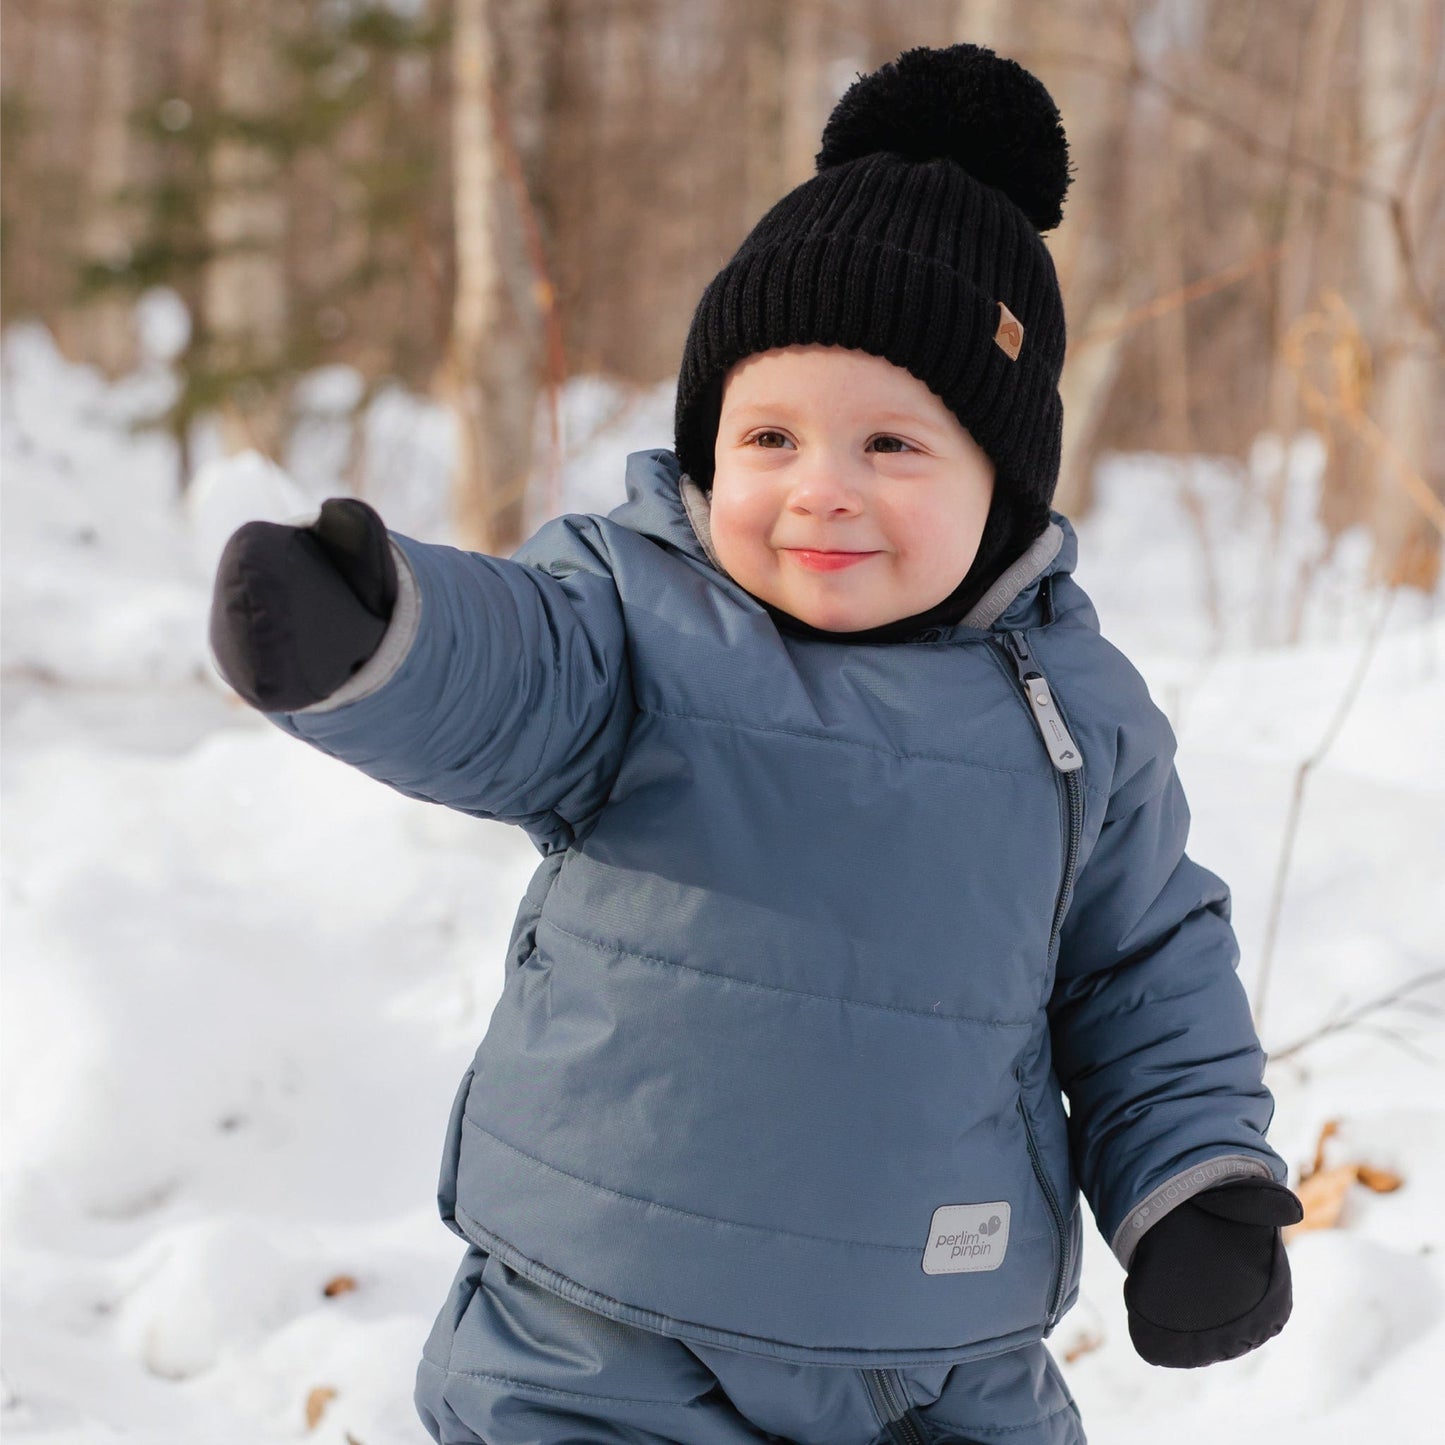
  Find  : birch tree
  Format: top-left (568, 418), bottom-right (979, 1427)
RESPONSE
top-left (202, 0), bottom-right (288, 457)
top-left (1355, 0), bottom-right (1445, 588)
top-left (443, 0), bottom-right (537, 554)
top-left (76, 0), bottom-right (138, 375)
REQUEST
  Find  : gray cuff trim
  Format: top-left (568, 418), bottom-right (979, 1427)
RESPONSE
top-left (294, 538), bottom-right (421, 715)
top-left (1111, 1153), bottom-right (1276, 1270)
top-left (959, 522), bottom-right (1063, 630)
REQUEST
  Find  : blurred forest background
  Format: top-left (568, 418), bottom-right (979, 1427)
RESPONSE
top-left (3, 0), bottom-right (1443, 605)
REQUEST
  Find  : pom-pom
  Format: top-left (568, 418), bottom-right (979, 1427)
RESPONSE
top-left (816, 43), bottom-right (1072, 232)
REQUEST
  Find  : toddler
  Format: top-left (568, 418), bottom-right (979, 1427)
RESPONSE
top-left (210, 44), bottom-right (1303, 1445)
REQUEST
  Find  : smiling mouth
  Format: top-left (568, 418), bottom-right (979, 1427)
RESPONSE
top-left (782, 548), bottom-right (879, 572)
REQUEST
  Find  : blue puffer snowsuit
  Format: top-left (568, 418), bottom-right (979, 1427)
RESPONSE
top-left (269, 448), bottom-right (1287, 1371)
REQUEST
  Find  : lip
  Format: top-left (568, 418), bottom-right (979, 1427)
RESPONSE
top-left (782, 549), bottom-right (880, 572)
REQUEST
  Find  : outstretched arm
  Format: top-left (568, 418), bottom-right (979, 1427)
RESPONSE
top-left (210, 500), bottom-right (636, 849)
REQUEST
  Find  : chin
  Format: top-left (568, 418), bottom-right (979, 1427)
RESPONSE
top-left (785, 599), bottom-right (885, 632)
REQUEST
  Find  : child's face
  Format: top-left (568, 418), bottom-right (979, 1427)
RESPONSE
top-left (709, 346), bottom-right (995, 632)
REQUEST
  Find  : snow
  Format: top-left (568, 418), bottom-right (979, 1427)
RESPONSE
top-left (3, 309), bottom-right (1443, 1442)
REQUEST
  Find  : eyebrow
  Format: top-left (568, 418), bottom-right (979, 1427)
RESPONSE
top-left (723, 402), bottom-right (941, 432)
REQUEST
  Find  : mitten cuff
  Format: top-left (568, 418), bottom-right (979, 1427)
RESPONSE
top-left (1112, 1154), bottom-right (1276, 1269)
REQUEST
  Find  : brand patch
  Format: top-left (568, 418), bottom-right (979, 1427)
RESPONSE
top-left (922, 1201), bottom-right (1011, 1274)
top-left (994, 302), bottom-right (1024, 360)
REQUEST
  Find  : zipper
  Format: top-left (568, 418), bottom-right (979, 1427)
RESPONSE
top-left (999, 630), bottom-right (1085, 958)
top-left (999, 629), bottom-right (1084, 1328)
top-left (864, 1368), bottom-right (928, 1445)
top-left (1015, 1067), bottom-right (1072, 1328)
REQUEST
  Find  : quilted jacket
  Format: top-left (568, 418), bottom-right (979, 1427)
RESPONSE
top-left (267, 447), bottom-right (1288, 1367)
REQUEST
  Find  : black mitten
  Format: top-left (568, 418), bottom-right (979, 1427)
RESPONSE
top-left (209, 497), bottom-right (398, 713)
top-left (1123, 1176), bottom-right (1304, 1368)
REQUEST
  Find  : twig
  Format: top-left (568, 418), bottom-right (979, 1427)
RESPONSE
top-left (1352, 1024), bottom-right (1438, 1068)
top-left (1252, 583), bottom-right (1397, 1032)
top-left (1011, 47), bottom-right (1398, 209)
top-left (1268, 969), bottom-right (1445, 1064)
top-left (1010, 43), bottom-right (1445, 352)
top-left (1072, 241), bottom-right (1291, 353)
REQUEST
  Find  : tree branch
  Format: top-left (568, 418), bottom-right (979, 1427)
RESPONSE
top-left (1011, 41), bottom-right (1445, 352)
top-left (1268, 969), bottom-right (1445, 1064)
top-left (1252, 582), bottom-right (1396, 1033)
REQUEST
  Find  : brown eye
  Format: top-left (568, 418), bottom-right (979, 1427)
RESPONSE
top-left (752, 430), bottom-right (791, 449)
top-left (868, 435), bottom-right (912, 454)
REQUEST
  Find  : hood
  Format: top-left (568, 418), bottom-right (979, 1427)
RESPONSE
top-left (606, 448), bottom-right (1079, 636)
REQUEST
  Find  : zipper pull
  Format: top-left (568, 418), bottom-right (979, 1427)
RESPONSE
top-left (1003, 632), bottom-right (1084, 774)
top-left (1002, 629), bottom-right (1035, 682)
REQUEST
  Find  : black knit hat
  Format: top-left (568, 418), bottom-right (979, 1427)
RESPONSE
top-left (673, 43), bottom-right (1072, 553)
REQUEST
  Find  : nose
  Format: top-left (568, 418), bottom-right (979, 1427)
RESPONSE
top-left (784, 452), bottom-right (864, 517)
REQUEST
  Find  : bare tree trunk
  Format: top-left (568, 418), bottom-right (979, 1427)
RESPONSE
top-left (15, 0), bottom-right (98, 346)
top-left (0, 0), bottom-right (41, 323)
top-left (447, 0), bottom-right (505, 548)
top-left (202, 0), bottom-right (288, 457)
top-left (781, 0), bottom-right (826, 185)
top-left (743, 0), bottom-right (788, 218)
top-left (74, 0), bottom-right (138, 375)
top-left (498, 0), bottom-right (564, 527)
top-left (1259, 0), bottom-right (1353, 526)
top-left (167, 0), bottom-right (216, 489)
top-left (443, 0), bottom-right (534, 555)
top-left (1043, 1), bottom-right (1134, 519)
top-left (1157, 100), bottom-right (1225, 642)
top-left (1356, 0), bottom-right (1444, 590)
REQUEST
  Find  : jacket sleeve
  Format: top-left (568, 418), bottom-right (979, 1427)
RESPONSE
top-left (263, 516), bottom-right (636, 852)
top-left (1047, 700), bottom-right (1289, 1273)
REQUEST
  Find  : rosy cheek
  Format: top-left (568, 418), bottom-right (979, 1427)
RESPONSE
top-left (709, 512), bottom-right (758, 578)
top-left (714, 501), bottom-right (765, 554)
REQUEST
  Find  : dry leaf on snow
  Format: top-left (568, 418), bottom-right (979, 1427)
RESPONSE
top-left (1356, 1163), bottom-right (1403, 1193)
top-left (1286, 1116), bottom-right (1408, 1240)
top-left (306, 1386), bottom-right (337, 1430)
top-left (1288, 1162), bottom-right (1357, 1237)
top-left (1064, 1330), bottom-right (1104, 1363)
top-left (1309, 1118), bottom-right (1342, 1178)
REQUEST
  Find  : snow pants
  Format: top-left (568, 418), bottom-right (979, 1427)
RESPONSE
top-left (415, 1243), bottom-right (1087, 1445)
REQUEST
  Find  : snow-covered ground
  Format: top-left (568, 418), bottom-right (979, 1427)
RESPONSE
top-left (3, 306), bottom-right (1442, 1443)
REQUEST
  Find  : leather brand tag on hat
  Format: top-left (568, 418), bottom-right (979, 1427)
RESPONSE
top-left (994, 302), bottom-right (1024, 361)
